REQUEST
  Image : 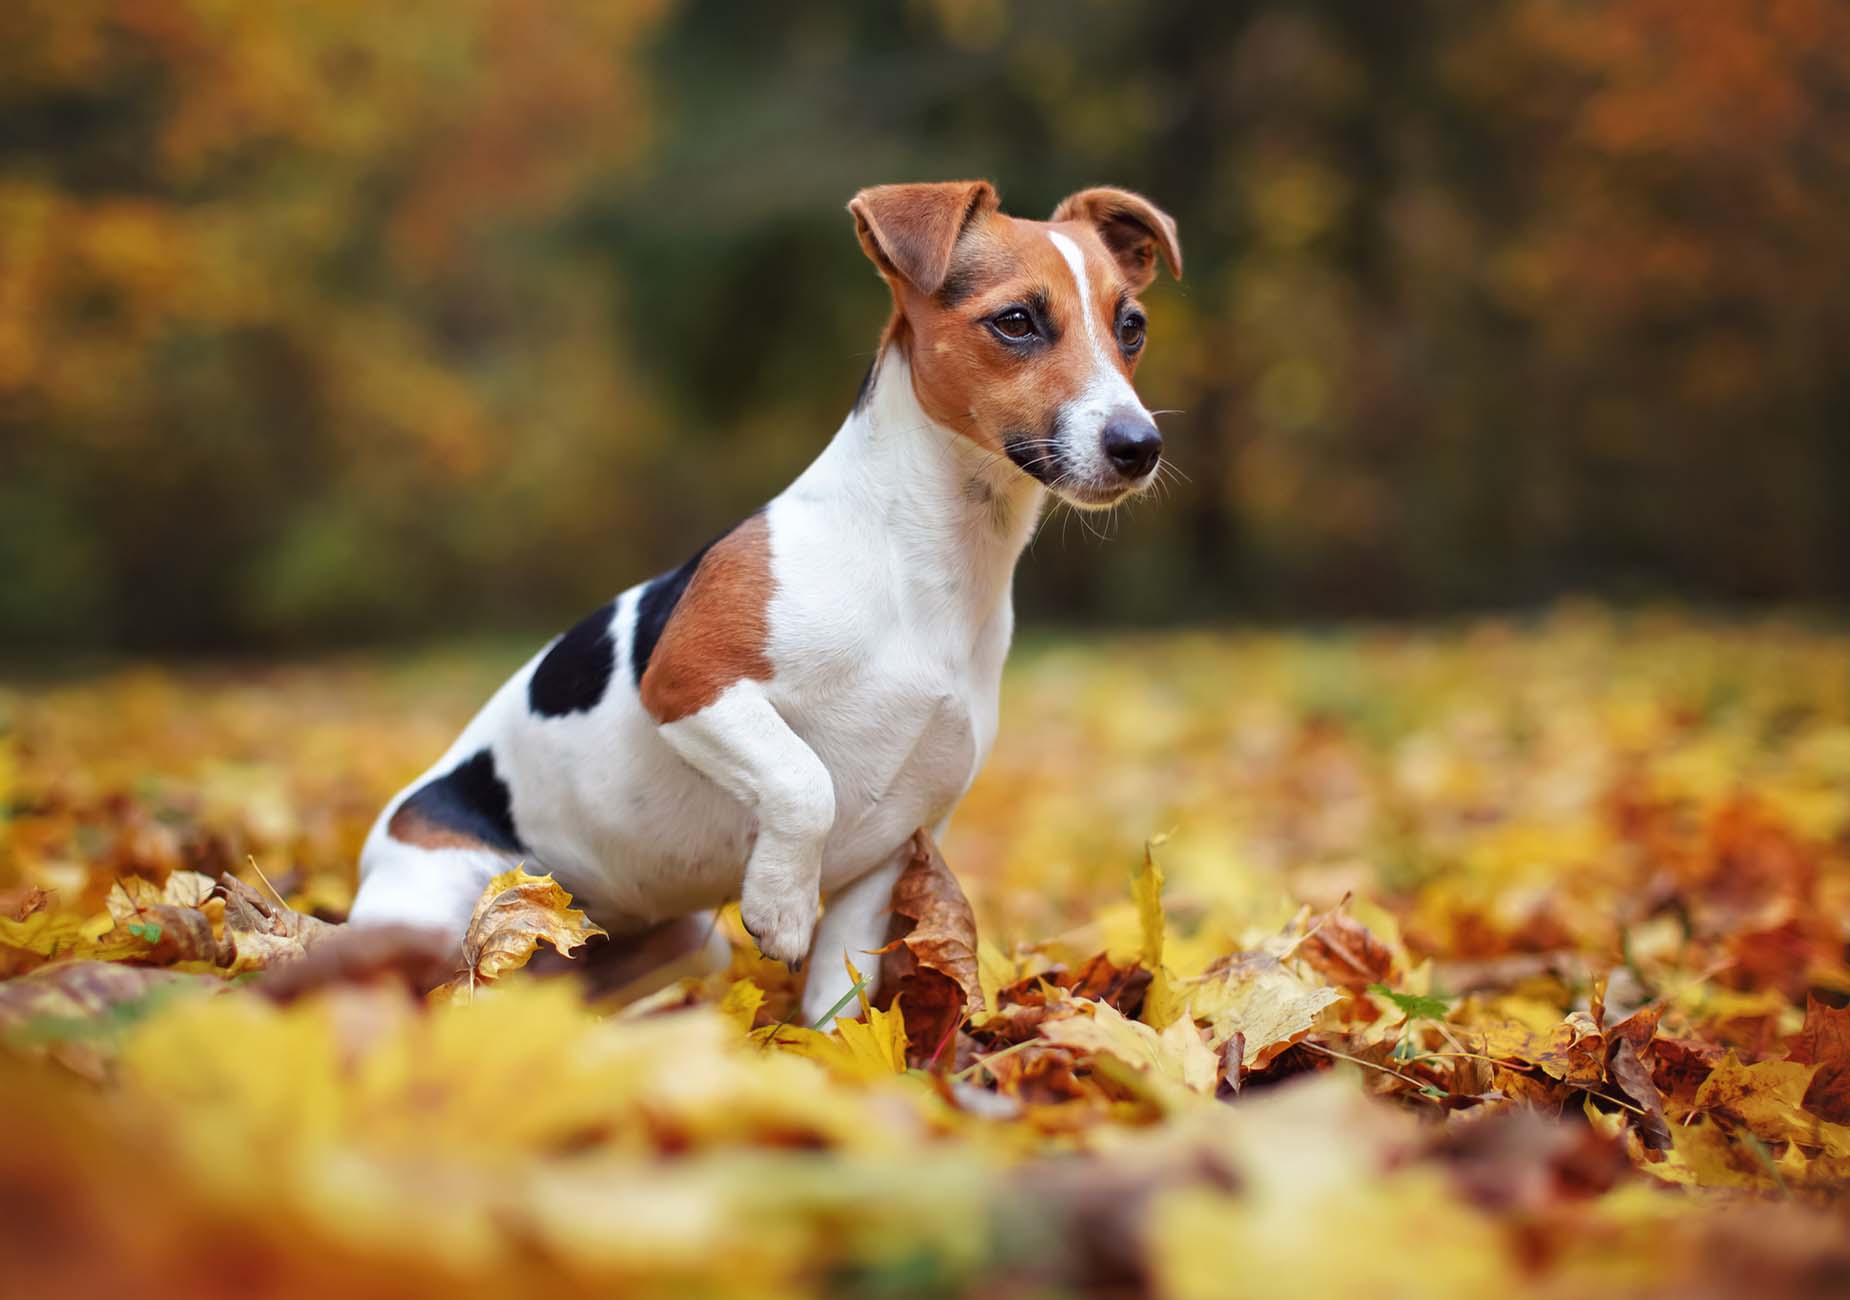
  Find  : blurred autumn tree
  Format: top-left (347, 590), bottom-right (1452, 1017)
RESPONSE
top-left (0, 0), bottom-right (671, 647)
top-left (3, 0), bottom-right (1847, 651)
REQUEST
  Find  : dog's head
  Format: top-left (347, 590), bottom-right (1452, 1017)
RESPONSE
top-left (850, 180), bottom-right (1182, 508)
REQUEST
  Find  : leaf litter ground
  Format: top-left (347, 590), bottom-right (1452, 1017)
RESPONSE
top-left (3, 609), bottom-right (1849, 1298)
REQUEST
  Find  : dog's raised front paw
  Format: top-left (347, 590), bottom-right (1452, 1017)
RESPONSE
top-left (740, 880), bottom-right (817, 969)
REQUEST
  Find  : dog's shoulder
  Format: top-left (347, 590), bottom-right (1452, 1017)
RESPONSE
top-left (635, 512), bottom-right (776, 723)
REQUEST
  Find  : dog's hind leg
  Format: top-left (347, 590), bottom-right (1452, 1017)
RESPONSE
top-left (798, 844), bottom-right (909, 1027)
top-left (347, 838), bottom-right (509, 952)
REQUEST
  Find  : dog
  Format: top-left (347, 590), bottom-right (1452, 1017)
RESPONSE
top-left (347, 181), bottom-right (1182, 1024)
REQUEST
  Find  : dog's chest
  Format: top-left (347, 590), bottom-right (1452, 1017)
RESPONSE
top-left (778, 606), bottom-right (1004, 866)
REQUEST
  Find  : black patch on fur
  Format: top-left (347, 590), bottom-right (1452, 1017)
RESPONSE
top-left (936, 264), bottom-right (978, 307)
top-left (1025, 289), bottom-right (1062, 344)
top-left (1004, 429), bottom-right (1063, 487)
top-left (398, 748), bottom-right (523, 854)
top-left (528, 601), bottom-right (616, 717)
top-left (852, 357), bottom-right (878, 413)
top-left (629, 519), bottom-right (752, 685)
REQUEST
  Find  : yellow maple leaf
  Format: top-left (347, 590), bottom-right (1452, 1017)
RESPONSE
top-left (1693, 1052), bottom-right (1850, 1159)
top-left (764, 1002), bottom-right (909, 1081)
top-left (434, 868), bottom-right (606, 1001)
top-left (0, 909), bottom-right (135, 965)
top-left (1039, 997), bottom-right (1218, 1094)
top-left (1188, 957), bottom-right (1343, 1068)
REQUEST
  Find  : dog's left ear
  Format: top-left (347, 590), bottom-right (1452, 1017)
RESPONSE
top-left (1051, 187), bottom-right (1183, 291)
top-left (849, 181), bottom-right (999, 297)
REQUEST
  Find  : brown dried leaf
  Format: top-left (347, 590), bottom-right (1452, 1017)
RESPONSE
top-left (1653, 1035), bottom-right (1725, 1110)
top-left (1790, 996), bottom-right (1850, 1124)
top-left (1062, 951), bottom-right (1154, 1017)
top-left (3, 887), bottom-right (50, 923)
top-left (161, 870), bottom-right (217, 909)
top-left (218, 875), bottom-right (336, 974)
top-left (1607, 1036), bottom-right (1672, 1150)
top-left (436, 868), bottom-right (605, 1000)
top-left (1298, 903), bottom-right (1395, 991)
top-left (876, 829), bottom-right (981, 1067)
top-left (104, 879), bottom-right (222, 967)
top-left (1607, 1001), bottom-right (1662, 1055)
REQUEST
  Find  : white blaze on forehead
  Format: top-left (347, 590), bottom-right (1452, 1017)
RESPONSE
top-left (1047, 229), bottom-right (1104, 352)
top-left (1046, 229), bottom-right (1142, 411)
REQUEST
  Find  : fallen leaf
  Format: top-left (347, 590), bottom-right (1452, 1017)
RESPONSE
top-left (1607, 1036), bottom-right (1672, 1150)
top-left (1301, 903), bottom-right (1396, 990)
top-left (877, 829), bottom-right (981, 1066)
top-left (1190, 957), bottom-right (1342, 1068)
top-left (0, 909), bottom-right (144, 971)
top-left (766, 1000), bottom-right (909, 1081)
top-left (4, 887), bottom-right (50, 922)
top-left (1062, 952), bottom-right (1154, 1017)
top-left (1039, 997), bottom-right (1218, 1095)
top-left (1132, 841), bottom-right (1185, 1029)
top-left (104, 878), bottom-right (222, 967)
top-left (435, 869), bottom-right (606, 1000)
top-left (1693, 1052), bottom-right (1850, 1158)
top-left (1789, 995), bottom-right (1850, 1124)
top-left (1532, 1012), bottom-right (1607, 1087)
top-left (0, 962), bottom-right (218, 1079)
top-left (218, 875), bottom-right (335, 974)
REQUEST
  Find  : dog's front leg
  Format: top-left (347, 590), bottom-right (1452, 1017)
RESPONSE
top-left (655, 681), bottom-right (835, 966)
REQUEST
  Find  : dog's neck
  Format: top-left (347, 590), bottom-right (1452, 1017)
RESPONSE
top-left (792, 345), bottom-right (1045, 627)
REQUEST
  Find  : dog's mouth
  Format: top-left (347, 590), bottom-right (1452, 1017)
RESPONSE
top-left (1057, 480), bottom-right (1140, 510)
top-left (1003, 433), bottom-right (1147, 510)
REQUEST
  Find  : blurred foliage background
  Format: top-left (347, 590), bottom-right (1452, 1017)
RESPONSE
top-left (4, 0), bottom-right (1847, 653)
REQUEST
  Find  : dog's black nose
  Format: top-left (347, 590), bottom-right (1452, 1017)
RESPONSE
top-left (1101, 416), bottom-right (1163, 480)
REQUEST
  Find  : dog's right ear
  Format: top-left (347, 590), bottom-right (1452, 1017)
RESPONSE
top-left (849, 181), bottom-right (998, 297)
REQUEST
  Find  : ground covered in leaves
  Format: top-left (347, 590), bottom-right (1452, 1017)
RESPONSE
top-left (3, 608), bottom-right (1849, 1299)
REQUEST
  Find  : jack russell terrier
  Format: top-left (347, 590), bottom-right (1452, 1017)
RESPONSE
top-left (348, 181), bottom-right (1182, 1024)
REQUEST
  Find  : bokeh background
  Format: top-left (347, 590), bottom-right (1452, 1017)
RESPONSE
top-left (4, 0), bottom-right (1848, 654)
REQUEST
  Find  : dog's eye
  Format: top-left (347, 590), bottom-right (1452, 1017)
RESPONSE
top-left (989, 309), bottom-right (1036, 342)
top-left (1117, 312), bottom-right (1147, 353)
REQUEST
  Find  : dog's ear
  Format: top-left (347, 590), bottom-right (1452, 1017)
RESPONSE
top-left (1051, 187), bottom-right (1182, 292)
top-left (849, 181), bottom-right (999, 297)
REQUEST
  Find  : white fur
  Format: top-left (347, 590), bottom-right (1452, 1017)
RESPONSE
top-left (350, 346), bottom-right (1043, 1023)
top-left (1046, 228), bottom-right (1156, 493)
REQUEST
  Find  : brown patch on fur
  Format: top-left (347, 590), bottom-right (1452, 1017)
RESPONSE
top-left (387, 805), bottom-right (491, 852)
top-left (639, 512), bottom-right (776, 723)
top-left (849, 181), bottom-right (998, 296)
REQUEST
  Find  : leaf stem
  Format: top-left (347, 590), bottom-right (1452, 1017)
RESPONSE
top-left (1299, 1041), bottom-right (1446, 1102)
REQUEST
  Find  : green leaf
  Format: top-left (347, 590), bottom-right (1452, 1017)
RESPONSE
top-left (126, 920), bottom-right (163, 944)
top-left (1368, 983), bottom-right (1451, 1022)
